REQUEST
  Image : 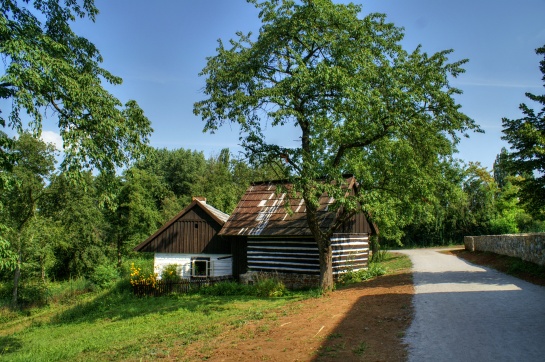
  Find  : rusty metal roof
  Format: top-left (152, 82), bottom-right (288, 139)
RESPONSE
top-left (219, 177), bottom-right (356, 236)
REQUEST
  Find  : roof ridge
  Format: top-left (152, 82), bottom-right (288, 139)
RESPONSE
top-left (200, 201), bottom-right (230, 222)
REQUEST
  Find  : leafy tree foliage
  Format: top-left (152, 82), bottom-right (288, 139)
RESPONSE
top-left (398, 157), bottom-right (543, 247)
top-left (493, 147), bottom-right (510, 189)
top-left (135, 148), bottom-right (207, 203)
top-left (398, 159), bottom-right (470, 246)
top-left (1, 133), bottom-right (55, 305)
top-left (502, 45), bottom-right (545, 219)
top-left (463, 163), bottom-right (497, 230)
top-left (40, 172), bottom-right (107, 279)
top-left (0, 0), bottom-right (152, 175)
top-left (0, 1), bottom-right (153, 301)
top-left (0, 179), bottom-right (17, 272)
top-left (18, 215), bottom-right (61, 283)
top-left (194, 0), bottom-right (479, 290)
top-left (134, 147), bottom-right (283, 214)
top-left (192, 148), bottom-right (286, 213)
top-left (103, 168), bottom-right (170, 268)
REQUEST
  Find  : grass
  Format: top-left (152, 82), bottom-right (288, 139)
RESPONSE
top-left (0, 253), bottom-right (411, 361)
top-left (0, 281), bottom-right (316, 361)
top-left (352, 341), bottom-right (368, 356)
top-left (380, 251), bottom-right (413, 271)
top-left (337, 250), bottom-right (412, 286)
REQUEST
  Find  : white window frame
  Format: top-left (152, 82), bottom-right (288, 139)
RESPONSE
top-left (191, 257), bottom-right (211, 277)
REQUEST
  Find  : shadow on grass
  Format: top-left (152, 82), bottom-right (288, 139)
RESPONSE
top-left (0, 335), bottom-right (23, 355)
top-left (49, 280), bottom-right (300, 326)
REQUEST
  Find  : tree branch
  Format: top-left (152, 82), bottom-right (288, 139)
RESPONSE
top-left (332, 120), bottom-right (394, 167)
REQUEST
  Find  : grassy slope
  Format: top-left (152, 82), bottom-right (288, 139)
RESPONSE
top-left (1, 286), bottom-right (312, 361)
top-left (0, 254), bottom-right (411, 361)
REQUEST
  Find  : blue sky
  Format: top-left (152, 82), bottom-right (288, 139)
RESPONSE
top-left (42, 0), bottom-right (545, 171)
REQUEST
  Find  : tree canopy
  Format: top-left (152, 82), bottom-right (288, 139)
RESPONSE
top-left (502, 45), bottom-right (545, 219)
top-left (1, 132), bottom-right (55, 305)
top-left (194, 0), bottom-right (480, 290)
top-left (0, 0), bottom-right (152, 174)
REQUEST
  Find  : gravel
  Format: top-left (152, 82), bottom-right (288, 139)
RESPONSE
top-left (398, 248), bottom-right (545, 362)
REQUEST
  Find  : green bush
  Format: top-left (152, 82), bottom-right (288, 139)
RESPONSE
top-left (198, 276), bottom-right (286, 298)
top-left (160, 264), bottom-right (182, 283)
top-left (489, 217), bottom-right (519, 235)
top-left (121, 255), bottom-right (154, 279)
top-left (337, 263), bottom-right (387, 285)
top-left (0, 281), bottom-right (12, 303)
top-left (18, 281), bottom-right (50, 307)
top-left (370, 249), bottom-right (389, 263)
top-left (252, 274), bottom-right (286, 297)
top-left (47, 277), bottom-right (94, 304)
top-left (90, 264), bottom-right (120, 289)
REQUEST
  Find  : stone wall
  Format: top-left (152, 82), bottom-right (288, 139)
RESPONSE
top-left (464, 233), bottom-right (545, 266)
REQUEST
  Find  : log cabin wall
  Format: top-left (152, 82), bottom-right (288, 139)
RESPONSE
top-left (247, 237), bottom-right (320, 274)
top-left (331, 233), bottom-right (369, 273)
top-left (246, 233), bottom-right (369, 275)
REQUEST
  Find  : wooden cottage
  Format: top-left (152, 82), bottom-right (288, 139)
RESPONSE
top-left (134, 197), bottom-right (231, 279)
top-left (220, 176), bottom-right (376, 286)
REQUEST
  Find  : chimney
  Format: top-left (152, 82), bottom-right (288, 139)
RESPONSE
top-left (192, 196), bottom-right (206, 204)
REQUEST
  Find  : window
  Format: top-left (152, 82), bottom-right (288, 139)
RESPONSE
top-left (191, 257), bottom-right (211, 277)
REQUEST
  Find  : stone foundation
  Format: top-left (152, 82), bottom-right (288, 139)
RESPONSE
top-left (240, 271), bottom-right (321, 289)
top-left (464, 233), bottom-right (545, 266)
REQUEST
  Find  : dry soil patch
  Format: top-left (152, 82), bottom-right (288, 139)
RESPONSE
top-left (179, 272), bottom-right (413, 362)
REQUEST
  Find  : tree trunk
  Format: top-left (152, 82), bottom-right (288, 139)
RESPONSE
top-left (302, 181), bottom-right (335, 292)
top-left (12, 246), bottom-right (22, 308)
top-left (40, 254), bottom-right (46, 284)
top-left (318, 242), bottom-right (334, 292)
top-left (117, 235), bottom-right (122, 269)
top-left (370, 234), bottom-right (380, 255)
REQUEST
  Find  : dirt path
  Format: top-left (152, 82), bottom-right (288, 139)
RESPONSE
top-left (398, 249), bottom-right (545, 362)
top-left (179, 271), bottom-right (413, 361)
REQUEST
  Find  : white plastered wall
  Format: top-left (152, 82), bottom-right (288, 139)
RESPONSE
top-left (154, 253), bottom-right (232, 279)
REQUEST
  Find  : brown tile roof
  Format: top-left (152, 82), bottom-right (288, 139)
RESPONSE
top-left (219, 177), bottom-right (356, 236)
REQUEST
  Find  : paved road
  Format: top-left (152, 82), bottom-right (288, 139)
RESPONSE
top-left (397, 249), bottom-right (545, 362)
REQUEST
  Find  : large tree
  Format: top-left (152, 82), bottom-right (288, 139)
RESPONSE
top-left (194, 0), bottom-right (479, 290)
top-left (135, 148), bottom-right (207, 202)
top-left (0, 0), bottom-right (152, 174)
top-left (502, 45), bottom-right (545, 219)
top-left (103, 168), bottom-right (169, 268)
top-left (39, 172), bottom-right (108, 279)
top-left (1, 133), bottom-right (55, 306)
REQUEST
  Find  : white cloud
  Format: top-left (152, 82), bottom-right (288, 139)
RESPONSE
top-left (40, 130), bottom-right (63, 150)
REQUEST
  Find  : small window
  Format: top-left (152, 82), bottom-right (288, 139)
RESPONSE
top-left (191, 257), bottom-right (211, 277)
top-left (194, 223), bottom-right (198, 229)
